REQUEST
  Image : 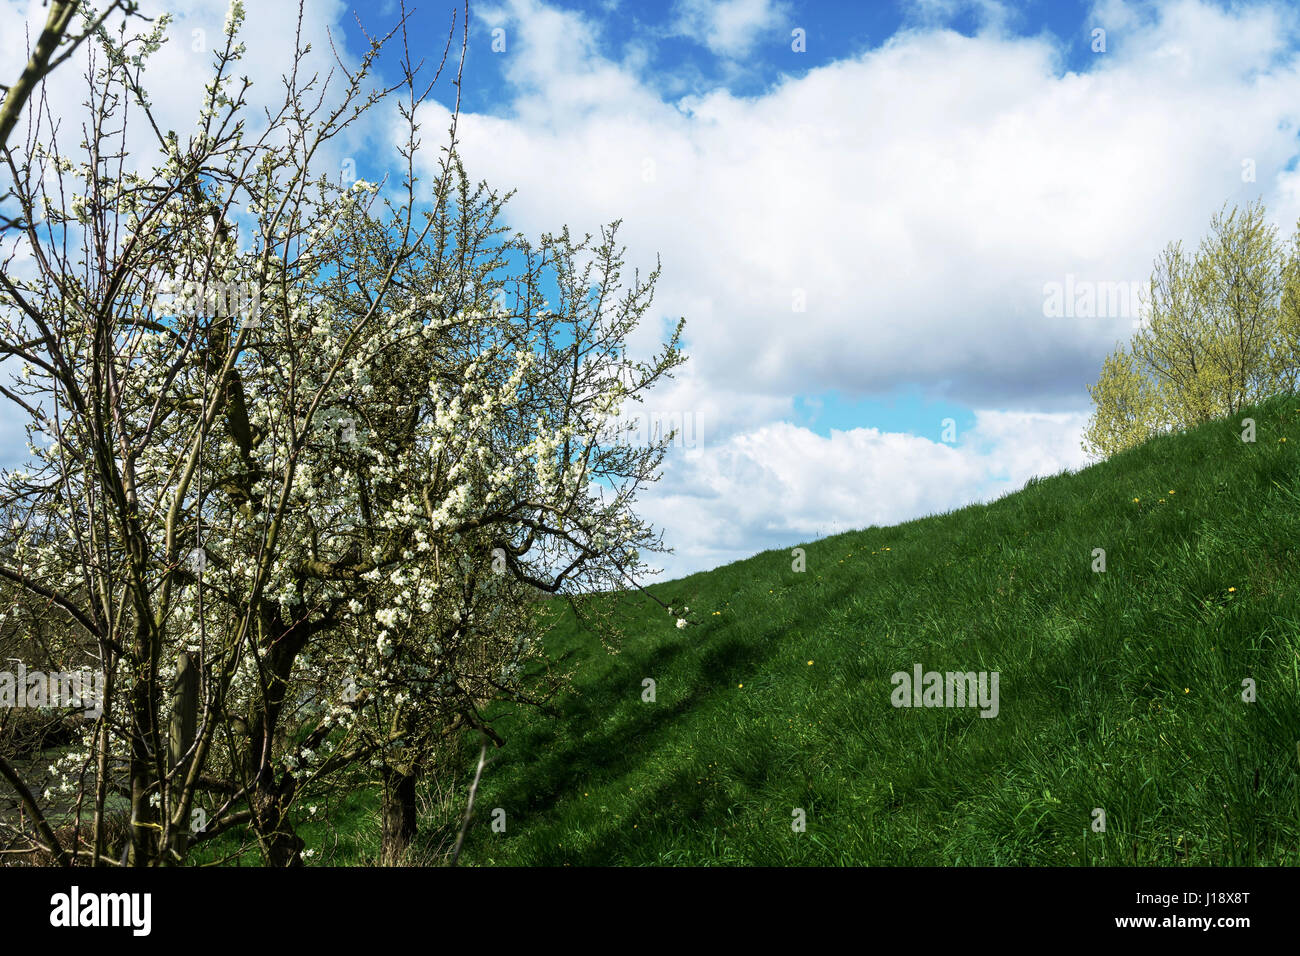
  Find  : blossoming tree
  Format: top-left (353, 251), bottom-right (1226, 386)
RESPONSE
top-left (0, 1), bottom-right (684, 866)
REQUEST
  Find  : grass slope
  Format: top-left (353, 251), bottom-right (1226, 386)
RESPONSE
top-left (450, 396), bottom-right (1300, 865)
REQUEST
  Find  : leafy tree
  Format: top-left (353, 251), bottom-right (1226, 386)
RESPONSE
top-left (1082, 346), bottom-right (1164, 459)
top-left (1083, 199), bottom-right (1299, 459)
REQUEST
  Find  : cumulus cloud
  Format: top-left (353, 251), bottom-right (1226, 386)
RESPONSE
top-left (901, 0), bottom-right (1014, 31)
top-left (7, 0), bottom-right (1296, 576)
top-left (670, 0), bottom-right (791, 58)
top-left (421, 0), bottom-right (1300, 412)
top-left (638, 409), bottom-right (1090, 578)
top-left (410, 0), bottom-right (1300, 575)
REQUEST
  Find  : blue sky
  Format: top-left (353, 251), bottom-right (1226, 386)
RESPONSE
top-left (372, 0), bottom-right (1118, 113)
top-left (5, 0), bottom-right (1300, 579)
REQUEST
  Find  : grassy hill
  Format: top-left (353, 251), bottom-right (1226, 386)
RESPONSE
top-left (446, 395), bottom-right (1300, 865)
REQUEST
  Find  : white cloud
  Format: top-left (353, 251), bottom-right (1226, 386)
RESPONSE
top-left (417, 0), bottom-right (1300, 575)
top-left (425, 0), bottom-right (1300, 413)
top-left (670, 0), bottom-right (790, 58)
top-left (901, 0), bottom-right (1013, 31)
top-left (638, 409), bottom-right (1090, 578)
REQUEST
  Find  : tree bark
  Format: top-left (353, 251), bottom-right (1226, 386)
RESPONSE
top-left (251, 773), bottom-right (304, 867)
top-left (164, 651), bottom-right (198, 862)
top-left (380, 764), bottom-right (419, 866)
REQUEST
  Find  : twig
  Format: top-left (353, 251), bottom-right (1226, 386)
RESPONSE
top-left (449, 735), bottom-right (488, 867)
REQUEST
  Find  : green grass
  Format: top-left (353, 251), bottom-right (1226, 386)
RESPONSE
top-left (441, 395), bottom-right (1300, 865)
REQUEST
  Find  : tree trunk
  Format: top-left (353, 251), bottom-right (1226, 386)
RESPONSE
top-left (252, 781), bottom-right (305, 867)
top-left (127, 669), bottom-right (158, 866)
top-left (380, 764), bottom-right (419, 866)
top-left (164, 652), bottom-right (198, 862)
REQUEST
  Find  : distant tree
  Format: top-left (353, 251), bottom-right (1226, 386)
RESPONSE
top-left (1083, 199), bottom-right (1299, 459)
top-left (1082, 346), bottom-right (1164, 459)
